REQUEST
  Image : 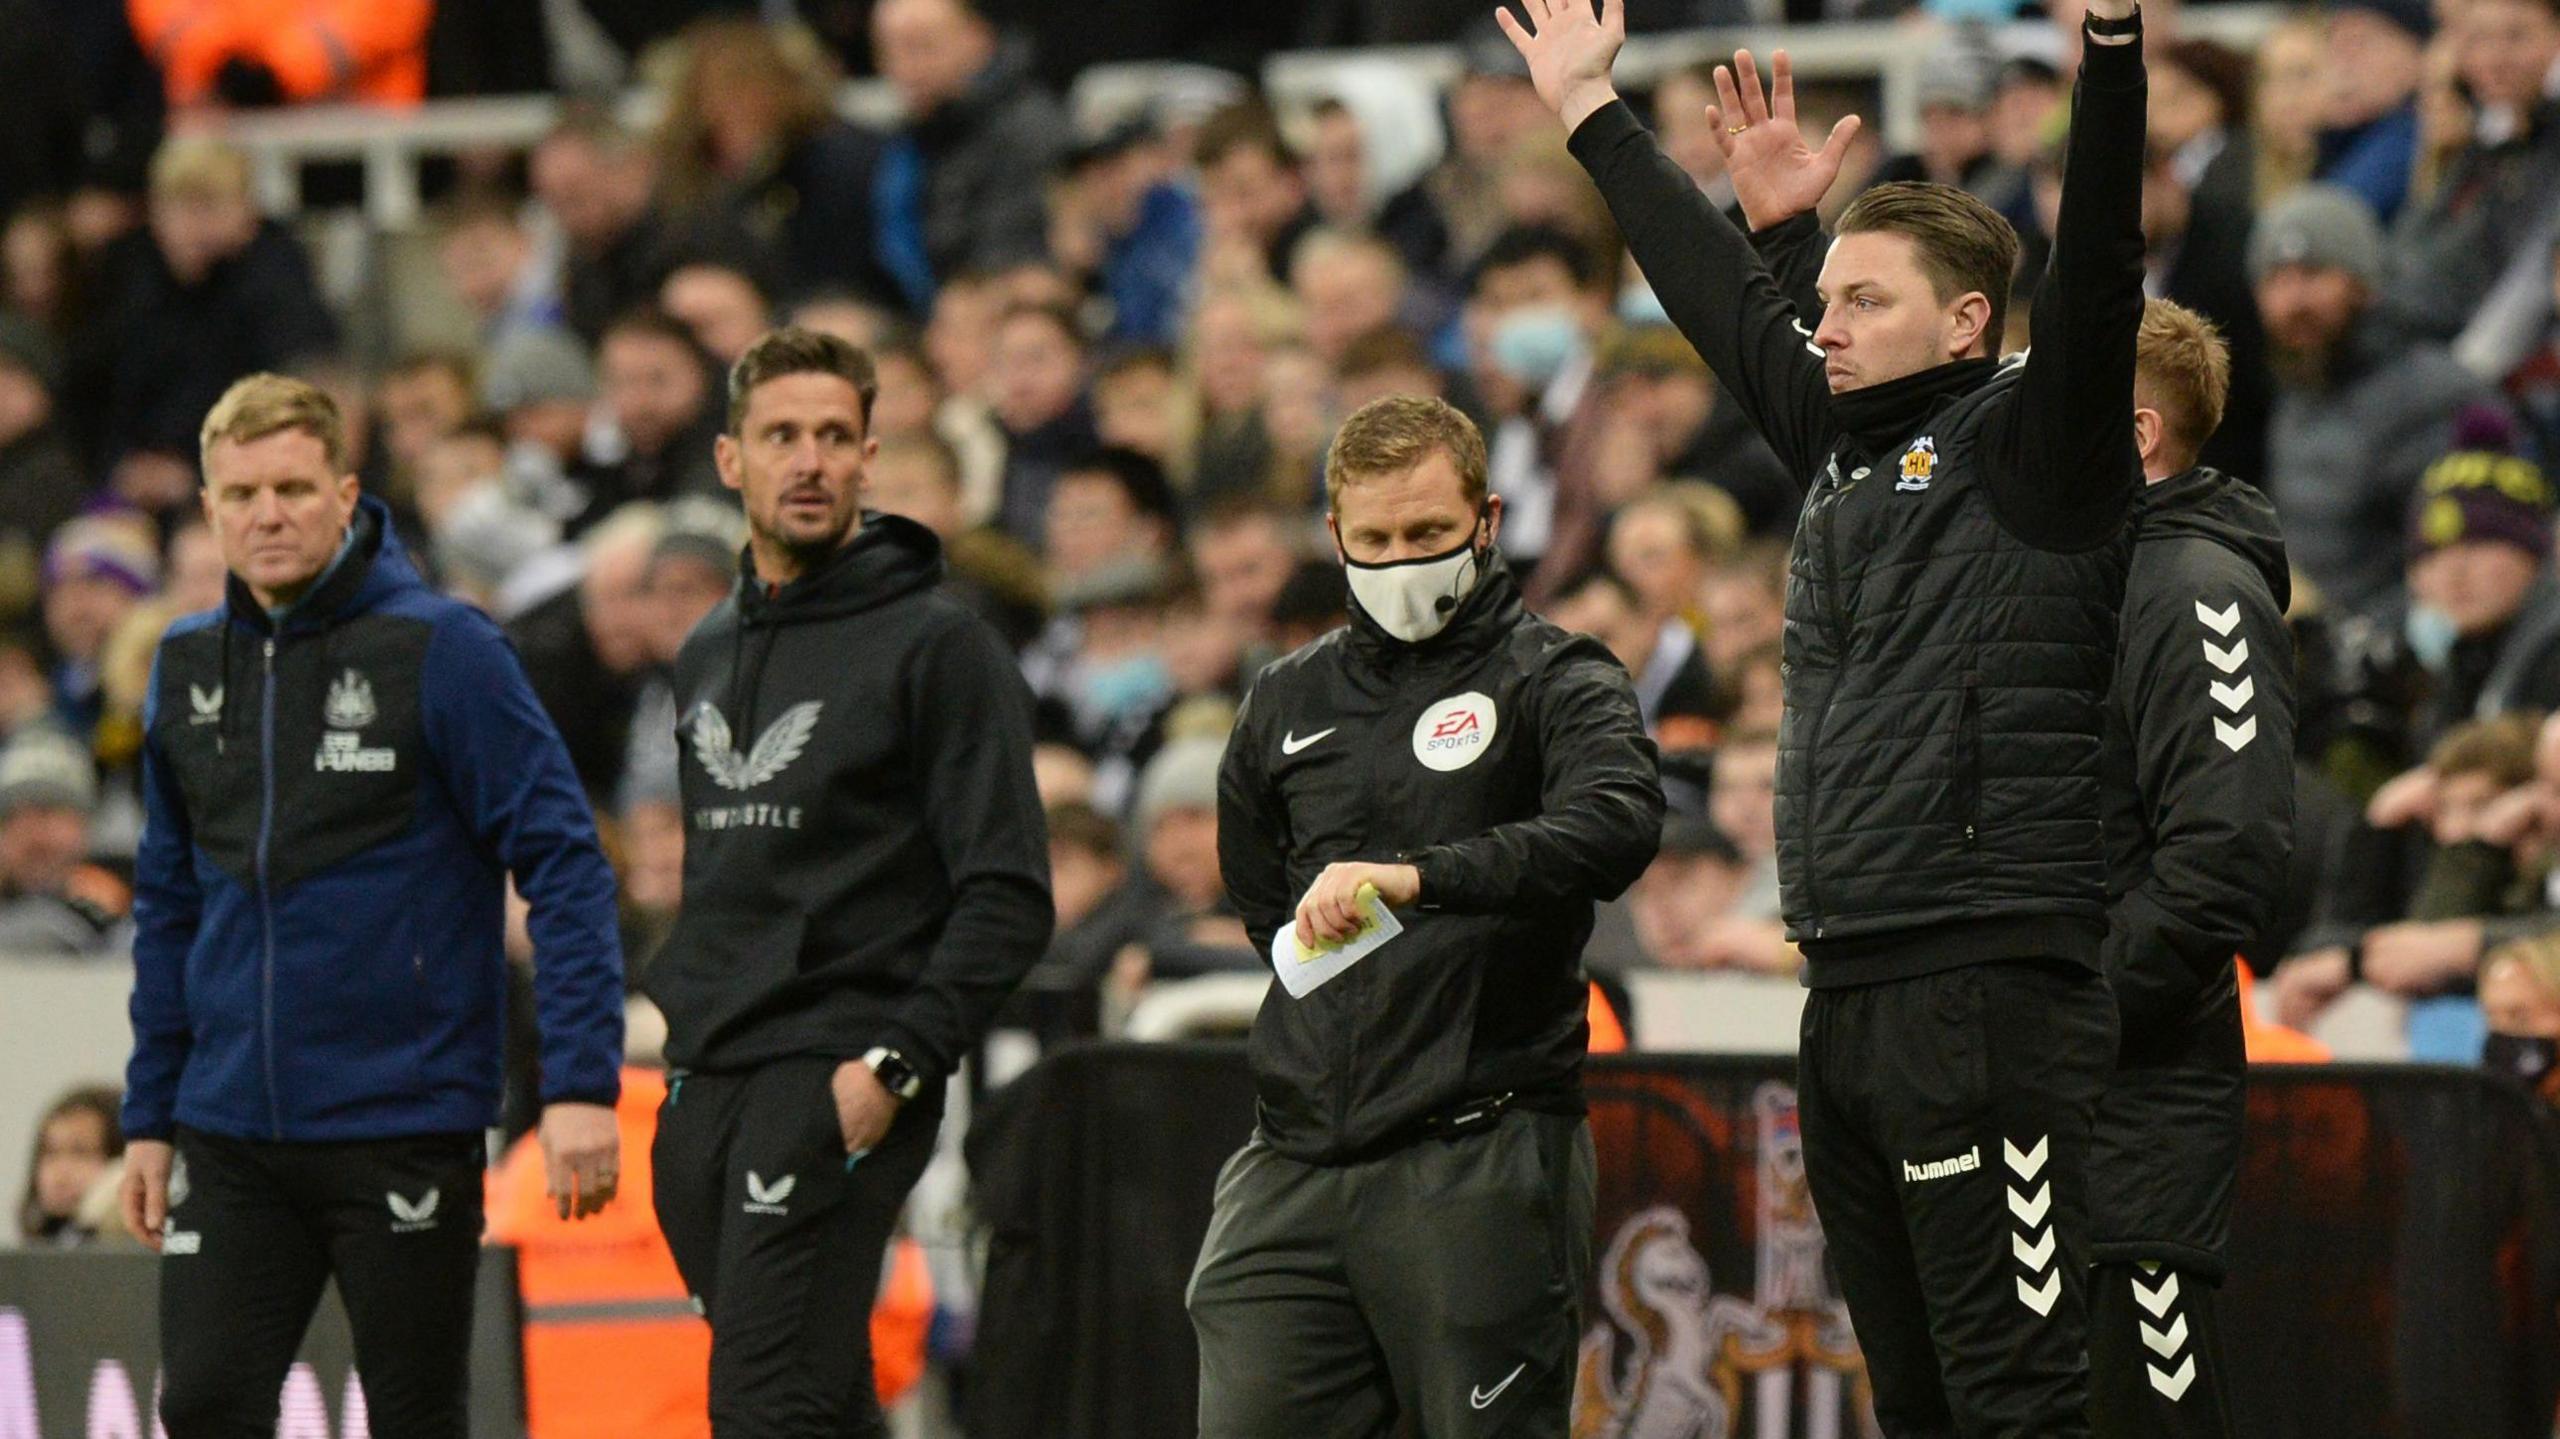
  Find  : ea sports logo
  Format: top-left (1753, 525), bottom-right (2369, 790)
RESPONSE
top-left (1412, 691), bottom-right (1498, 772)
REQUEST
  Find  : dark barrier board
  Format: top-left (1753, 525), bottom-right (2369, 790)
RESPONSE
top-left (967, 1047), bottom-right (2560, 1439)
top-left (0, 1246), bottom-right (523, 1439)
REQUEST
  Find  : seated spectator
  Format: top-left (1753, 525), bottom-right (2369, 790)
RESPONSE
top-left (16, 1085), bottom-right (122, 1247)
top-left (1415, 29), bottom-right (1553, 273)
top-left (1605, 489), bottom-right (1719, 638)
top-left (507, 507), bottom-right (664, 806)
top-left (867, 431), bottom-right (1045, 647)
top-left (2146, 38), bottom-right (2273, 483)
top-left (656, 18), bottom-right (891, 304)
top-left (1716, 640), bottom-right (1785, 737)
top-left (1046, 448), bottom-right (1178, 588)
top-left (1186, 290), bottom-right (1294, 507)
top-left (870, 0), bottom-right (1066, 308)
top-left (1124, 735), bottom-right (1254, 980)
top-left (479, 328), bottom-right (603, 533)
top-left (414, 422), bottom-right (562, 608)
top-left (42, 517), bottom-right (155, 739)
top-left (1193, 103), bottom-right (1320, 289)
top-left (1051, 121), bottom-right (1199, 348)
top-left (0, 729), bottom-right (126, 955)
top-left (1291, 230), bottom-right (1410, 369)
top-left (584, 309), bottom-right (726, 523)
top-left (2256, 185), bottom-right (2504, 616)
top-left (1092, 346), bottom-right (1187, 477)
top-left (533, 113), bottom-right (713, 347)
top-left (2254, 14), bottom-right (2329, 204)
top-left (660, 259), bottom-right (774, 369)
top-left (1268, 557), bottom-right (1349, 655)
top-left (0, 317), bottom-right (88, 620)
top-left (1548, 569), bottom-right (1715, 753)
top-left (2396, 436), bottom-right (2560, 745)
top-left (437, 199), bottom-right (565, 347)
top-left (1190, 497), bottom-right (1305, 653)
top-left (1034, 560), bottom-right (1180, 814)
top-left (1867, 43), bottom-right (1999, 194)
top-left (1710, 727), bottom-right (1784, 924)
top-left (2382, 0), bottom-right (2560, 347)
top-left (1334, 326), bottom-right (1449, 415)
top-left (1468, 225), bottom-right (1615, 603)
top-left (1302, 97), bottom-right (1450, 283)
top-left (2314, 0), bottom-right (2429, 222)
top-left (76, 136), bottom-right (337, 499)
top-left (1256, 343), bottom-right (1334, 513)
top-left (1009, 800), bottom-right (1155, 1037)
top-left (1699, 540), bottom-right (1787, 677)
top-left (161, 523), bottom-right (226, 616)
top-left (870, 329), bottom-right (1004, 527)
top-left (1650, 65), bottom-right (1740, 215)
top-left (990, 301), bottom-right (1099, 544)
top-left (2480, 931), bottom-right (2560, 1101)
top-left (1624, 814), bottom-right (1751, 970)
top-left (374, 351), bottom-right (477, 496)
top-left (1596, 329), bottom-right (1792, 535)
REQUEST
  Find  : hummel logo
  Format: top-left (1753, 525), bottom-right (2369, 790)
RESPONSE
top-left (1281, 727), bottom-right (1336, 756)
top-left (387, 1189), bottom-right (440, 1232)
top-left (1901, 1145), bottom-right (1980, 1183)
top-left (188, 684), bottom-right (222, 724)
top-left (743, 1171), bottom-right (796, 1215)
top-left (694, 701), bottom-right (823, 791)
top-left (1469, 1361), bottom-right (1526, 1410)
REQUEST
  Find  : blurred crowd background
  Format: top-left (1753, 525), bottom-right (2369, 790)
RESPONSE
top-left (9, 0), bottom-right (2560, 1279)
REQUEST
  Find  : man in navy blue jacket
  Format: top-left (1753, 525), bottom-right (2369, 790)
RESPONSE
top-left (117, 372), bottom-right (627, 1439)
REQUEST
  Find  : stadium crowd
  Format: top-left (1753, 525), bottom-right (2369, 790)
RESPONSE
top-left (11, 0), bottom-right (2560, 1262)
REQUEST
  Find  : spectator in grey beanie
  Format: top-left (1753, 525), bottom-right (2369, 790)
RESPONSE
top-left (2258, 183), bottom-right (2510, 618)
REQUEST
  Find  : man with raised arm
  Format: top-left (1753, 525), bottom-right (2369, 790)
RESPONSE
top-left (1503, 1), bottom-right (2148, 1432)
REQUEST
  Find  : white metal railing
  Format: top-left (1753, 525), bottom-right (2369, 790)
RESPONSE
top-left (218, 7), bottom-right (2282, 231)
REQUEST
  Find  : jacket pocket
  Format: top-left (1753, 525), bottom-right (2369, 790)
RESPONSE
top-left (1954, 672), bottom-right (1982, 845)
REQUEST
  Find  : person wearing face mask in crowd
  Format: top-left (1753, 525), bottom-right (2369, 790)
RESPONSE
top-left (1466, 224), bottom-right (1618, 607)
top-left (2480, 931), bottom-right (2560, 1102)
top-left (1191, 395), bottom-right (1663, 1437)
top-left (2397, 439), bottom-right (2560, 749)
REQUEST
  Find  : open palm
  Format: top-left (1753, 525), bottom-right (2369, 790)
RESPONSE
top-left (1495, 0), bottom-right (1627, 132)
top-left (1705, 49), bottom-right (1862, 230)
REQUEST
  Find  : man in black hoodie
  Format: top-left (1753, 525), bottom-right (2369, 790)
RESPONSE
top-left (648, 327), bottom-right (1051, 1438)
top-left (1190, 395), bottom-right (1663, 1437)
top-left (2084, 300), bottom-right (2294, 1439)
top-left (1506, 2), bottom-right (2146, 1430)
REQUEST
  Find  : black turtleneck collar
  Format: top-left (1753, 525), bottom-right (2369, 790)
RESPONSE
top-left (1829, 356), bottom-right (2001, 452)
top-left (1345, 547), bottom-right (1526, 666)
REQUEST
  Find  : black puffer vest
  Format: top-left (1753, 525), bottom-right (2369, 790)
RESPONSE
top-left (1777, 356), bottom-right (2132, 984)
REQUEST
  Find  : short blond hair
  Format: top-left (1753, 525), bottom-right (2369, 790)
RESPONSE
top-left (1324, 395), bottom-right (1487, 514)
top-left (199, 373), bottom-right (349, 476)
top-left (2134, 298), bottom-right (2232, 470)
top-left (150, 137), bottom-right (252, 204)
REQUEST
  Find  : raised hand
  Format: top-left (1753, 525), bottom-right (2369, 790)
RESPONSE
top-left (1494, 0), bottom-right (1627, 133)
top-left (1704, 49), bottom-right (1862, 231)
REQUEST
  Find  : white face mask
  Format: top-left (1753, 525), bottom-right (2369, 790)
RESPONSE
top-left (1342, 523), bottom-right (1486, 644)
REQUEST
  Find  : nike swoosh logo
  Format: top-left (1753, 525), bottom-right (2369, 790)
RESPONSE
top-left (1281, 727), bottom-right (1337, 756)
top-left (1469, 1361), bottom-right (1527, 1410)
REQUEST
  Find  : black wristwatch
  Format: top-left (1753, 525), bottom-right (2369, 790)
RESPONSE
top-left (2084, 6), bottom-right (2141, 37)
top-left (863, 1046), bottom-right (924, 1101)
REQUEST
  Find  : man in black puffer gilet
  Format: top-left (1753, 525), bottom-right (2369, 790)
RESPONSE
top-left (1508, 0), bottom-right (2150, 1430)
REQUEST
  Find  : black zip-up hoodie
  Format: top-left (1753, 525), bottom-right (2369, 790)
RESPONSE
top-left (1218, 552), bottom-right (1664, 1164)
top-left (650, 513), bottom-right (1053, 1082)
top-left (2099, 466), bottom-right (2296, 1033)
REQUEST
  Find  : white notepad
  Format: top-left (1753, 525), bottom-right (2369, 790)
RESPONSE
top-left (1269, 885), bottom-right (1405, 998)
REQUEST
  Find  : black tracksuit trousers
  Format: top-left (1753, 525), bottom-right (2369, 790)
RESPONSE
top-left (1189, 1109), bottom-right (1596, 1439)
top-left (1797, 959), bottom-right (2117, 1438)
top-left (155, 1126), bottom-right (486, 1439)
top-left (651, 1056), bottom-right (940, 1439)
